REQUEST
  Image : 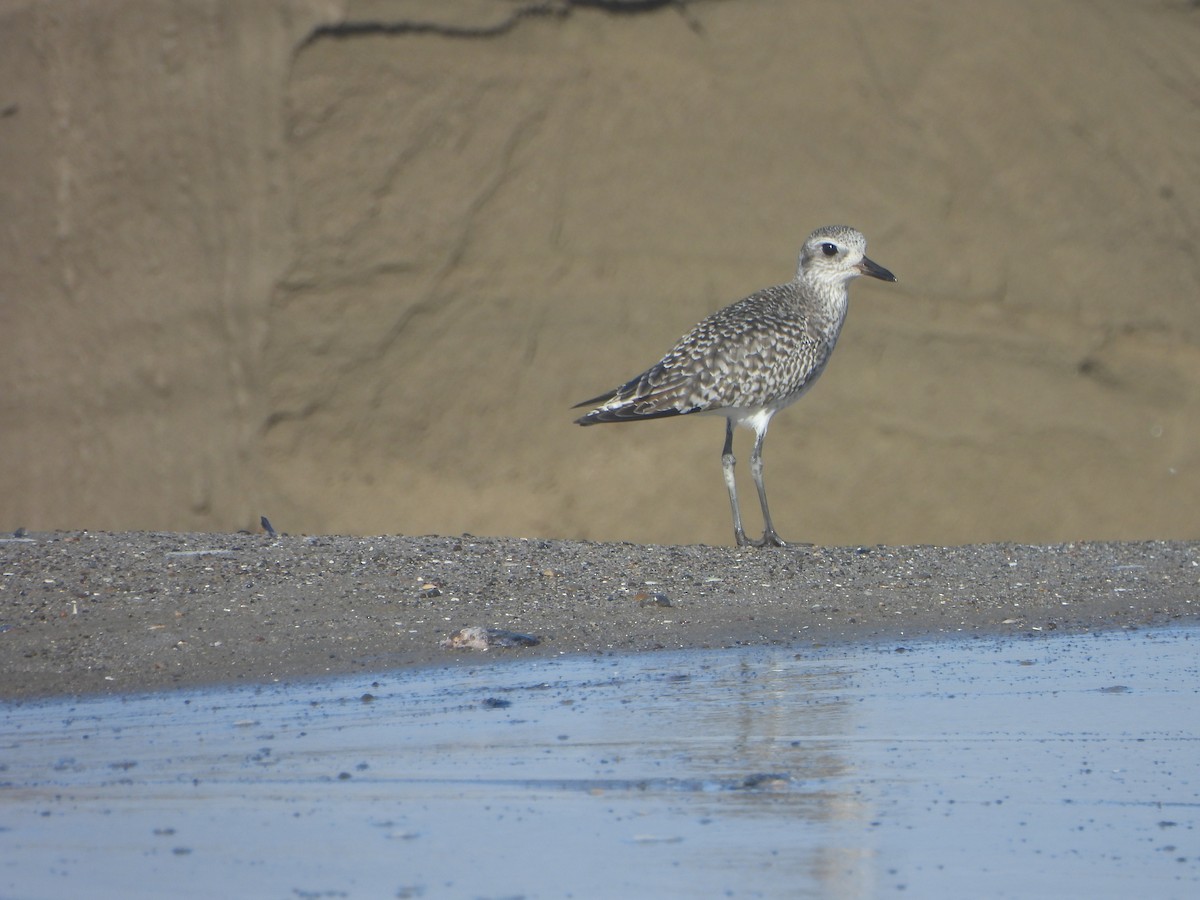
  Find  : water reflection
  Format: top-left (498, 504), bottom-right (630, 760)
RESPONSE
top-left (2, 628), bottom-right (1198, 898)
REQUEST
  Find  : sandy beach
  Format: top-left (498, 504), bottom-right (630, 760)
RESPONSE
top-left (4, 6), bottom-right (1199, 896)
top-left (3, 530), bottom-right (1197, 700)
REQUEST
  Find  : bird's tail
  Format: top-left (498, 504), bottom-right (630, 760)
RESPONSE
top-left (573, 392), bottom-right (690, 425)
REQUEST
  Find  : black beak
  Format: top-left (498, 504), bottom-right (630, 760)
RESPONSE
top-left (857, 256), bottom-right (897, 283)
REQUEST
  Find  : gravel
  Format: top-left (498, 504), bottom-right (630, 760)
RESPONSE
top-left (2, 531), bottom-right (1197, 700)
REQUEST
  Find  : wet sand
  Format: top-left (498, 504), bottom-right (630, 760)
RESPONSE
top-left (2, 531), bottom-right (1198, 700)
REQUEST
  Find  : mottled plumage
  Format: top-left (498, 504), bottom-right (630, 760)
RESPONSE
top-left (575, 225), bottom-right (896, 547)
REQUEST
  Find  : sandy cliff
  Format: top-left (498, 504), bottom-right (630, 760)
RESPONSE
top-left (3, 0), bottom-right (1199, 545)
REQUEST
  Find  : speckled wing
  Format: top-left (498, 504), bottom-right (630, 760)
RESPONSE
top-left (574, 282), bottom-right (841, 424)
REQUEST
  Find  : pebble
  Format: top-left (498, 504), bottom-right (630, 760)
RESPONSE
top-left (634, 591), bottom-right (672, 608)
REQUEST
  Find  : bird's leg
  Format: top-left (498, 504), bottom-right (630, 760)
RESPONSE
top-left (749, 426), bottom-right (787, 548)
top-left (721, 419), bottom-right (751, 547)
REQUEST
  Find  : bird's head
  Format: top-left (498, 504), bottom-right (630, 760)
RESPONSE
top-left (798, 225), bottom-right (896, 287)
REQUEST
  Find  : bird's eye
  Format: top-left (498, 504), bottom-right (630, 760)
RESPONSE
top-left (820, 243), bottom-right (838, 257)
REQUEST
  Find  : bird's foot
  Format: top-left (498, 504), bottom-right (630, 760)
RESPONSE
top-left (735, 530), bottom-right (790, 549)
top-left (757, 530), bottom-right (788, 548)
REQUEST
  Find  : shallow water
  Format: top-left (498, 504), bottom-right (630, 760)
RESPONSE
top-left (3, 627), bottom-right (1199, 899)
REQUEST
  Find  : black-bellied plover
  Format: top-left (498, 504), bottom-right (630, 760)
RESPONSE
top-left (574, 225), bottom-right (896, 547)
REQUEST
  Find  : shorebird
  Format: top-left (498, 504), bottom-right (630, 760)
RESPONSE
top-left (574, 225), bottom-right (896, 547)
